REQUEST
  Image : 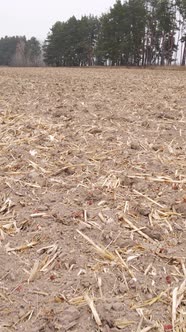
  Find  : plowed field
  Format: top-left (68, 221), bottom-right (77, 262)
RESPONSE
top-left (0, 67), bottom-right (186, 332)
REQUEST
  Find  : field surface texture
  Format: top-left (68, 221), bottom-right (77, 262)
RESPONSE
top-left (0, 68), bottom-right (186, 332)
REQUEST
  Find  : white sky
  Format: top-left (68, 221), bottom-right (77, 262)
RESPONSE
top-left (0, 0), bottom-right (116, 41)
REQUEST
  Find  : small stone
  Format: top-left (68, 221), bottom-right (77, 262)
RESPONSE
top-left (37, 205), bottom-right (49, 211)
top-left (69, 258), bottom-right (76, 266)
top-left (130, 142), bottom-right (140, 150)
top-left (128, 279), bottom-right (137, 290)
top-left (145, 229), bottom-right (163, 241)
top-left (53, 110), bottom-right (62, 118)
top-left (173, 223), bottom-right (183, 231)
top-left (120, 176), bottom-right (135, 187)
top-left (9, 272), bottom-right (16, 281)
top-left (137, 206), bottom-right (151, 216)
top-left (104, 303), bottom-right (112, 312)
top-left (18, 307), bottom-right (25, 318)
top-left (152, 145), bottom-right (164, 152)
top-left (112, 302), bottom-right (124, 311)
top-left (141, 120), bottom-right (150, 128)
top-left (78, 222), bottom-right (89, 231)
top-left (118, 284), bottom-right (126, 294)
top-left (89, 128), bottom-right (102, 134)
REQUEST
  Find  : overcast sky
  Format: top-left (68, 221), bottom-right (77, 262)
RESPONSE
top-left (0, 0), bottom-right (116, 41)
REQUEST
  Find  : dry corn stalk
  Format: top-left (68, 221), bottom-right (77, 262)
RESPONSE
top-left (84, 293), bottom-right (102, 326)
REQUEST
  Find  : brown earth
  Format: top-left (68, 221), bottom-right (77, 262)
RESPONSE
top-left (0, 67), bottom-right (186, 332)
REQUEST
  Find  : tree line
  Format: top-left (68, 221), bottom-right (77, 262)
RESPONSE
top-left (0, 36), bottom-right (42, 67)
top-left (44, 0), bottom-right (186, 66)
top-left (0, 0), bottom-right (186, 67)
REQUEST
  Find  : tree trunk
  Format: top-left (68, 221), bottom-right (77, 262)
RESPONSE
top-left (161, 33), bottom-right (165, 66)
top-left (181, 40), bottom-right (186, 66)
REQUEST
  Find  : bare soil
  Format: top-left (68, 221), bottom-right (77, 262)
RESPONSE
top-left (0, 67), bottom-right (186, 332)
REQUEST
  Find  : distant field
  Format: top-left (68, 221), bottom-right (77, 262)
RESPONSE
top-left (0, 67), bottom-right (186, 331)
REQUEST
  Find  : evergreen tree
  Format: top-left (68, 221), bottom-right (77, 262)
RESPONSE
top-left (127, 0), bottom-right (147, 65)
top-left (43, 16), bottom-right (99, 66)
top-left (43, 21), bottom-right (65, 66)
